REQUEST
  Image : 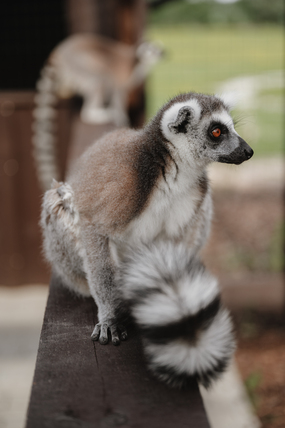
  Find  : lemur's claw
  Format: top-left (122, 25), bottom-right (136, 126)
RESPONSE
top-left (91, 322), bottom-right (128, 345)
top-left (99, 323), bottom-right (109, 344)
top-left (91, 323), bottom-right (100, 341)
top-left (110, 325), bottom-right (120, 346)
top-left (118, 325), bottom-right (128, 341)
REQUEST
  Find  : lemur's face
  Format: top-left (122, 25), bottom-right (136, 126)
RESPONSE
top-left (161, 96), bottom-right (253, 166)
top-left (201, 109), bottom-right (253, 165)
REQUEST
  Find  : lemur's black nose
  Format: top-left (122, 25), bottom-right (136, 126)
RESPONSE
top-left (244, 147), bottom-right (254, 160)
top-left (238, 137), bottom-right (254, 161)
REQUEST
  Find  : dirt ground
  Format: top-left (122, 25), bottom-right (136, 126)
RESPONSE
top-left (236, 316), bottom-right (285, 428)
top-left (203, 184), bottom-right (284, 428)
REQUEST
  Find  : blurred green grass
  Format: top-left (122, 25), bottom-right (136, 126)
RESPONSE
top-left (146, 25), bottom-right (283, 157)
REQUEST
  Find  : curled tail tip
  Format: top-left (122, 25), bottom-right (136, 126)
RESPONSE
top-left (119, 242), bottom-right (236, 388)
top-left (145, 306), bottom-right (235, 389)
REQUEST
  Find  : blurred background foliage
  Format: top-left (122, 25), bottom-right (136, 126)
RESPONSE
top-left (148, 0), bottom-right (284, 26)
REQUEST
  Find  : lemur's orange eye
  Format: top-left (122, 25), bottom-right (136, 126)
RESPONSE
top-left (212, 128), bottom-right (221, 138)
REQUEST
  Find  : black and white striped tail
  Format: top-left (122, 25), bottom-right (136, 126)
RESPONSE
top-left (119, 242), bottom-right (235, 388)
top-left (32, 64), bottom-right (59, 191)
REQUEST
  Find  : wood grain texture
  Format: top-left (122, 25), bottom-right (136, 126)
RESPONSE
top-left (26, 274), bottom-right (210, 428)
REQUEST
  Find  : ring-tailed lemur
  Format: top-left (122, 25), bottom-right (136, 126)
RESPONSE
top-left (41, 92), bottom-right (253, 387)
top-left (33, 34), bottom-right (163, 191)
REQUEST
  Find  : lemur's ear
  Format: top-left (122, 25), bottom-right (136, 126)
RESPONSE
top-left (168, 106), bottom-right (192, 134)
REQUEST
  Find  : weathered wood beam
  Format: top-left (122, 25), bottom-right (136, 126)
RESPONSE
top-left (26, 274), bottom-right (210, 428)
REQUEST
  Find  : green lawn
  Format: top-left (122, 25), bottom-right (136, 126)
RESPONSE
top-left (146, 25), bottom-right (284, 157)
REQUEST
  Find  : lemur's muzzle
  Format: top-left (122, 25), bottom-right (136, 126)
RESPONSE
top-left (218, 137), bottom-right (254, 165)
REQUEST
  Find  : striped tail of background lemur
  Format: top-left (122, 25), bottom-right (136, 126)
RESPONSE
top-left (33, 34), bottom-right (163, 191)
top-left (40, 81), bottom-right (253, 387)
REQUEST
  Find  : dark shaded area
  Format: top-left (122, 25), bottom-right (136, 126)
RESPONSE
top-left (0, 1), bottom-right (67, 89)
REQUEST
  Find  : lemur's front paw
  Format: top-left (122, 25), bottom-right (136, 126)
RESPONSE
top-left (91, 320), bottom-right (128, 346)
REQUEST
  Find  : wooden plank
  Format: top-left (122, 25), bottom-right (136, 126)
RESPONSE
top-left (26, 274), bottom-right (210, 428)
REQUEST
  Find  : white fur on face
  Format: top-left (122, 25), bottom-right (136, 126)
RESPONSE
top-left (160, 99), bottom-right (202, 143)
top-left (209, 109), bottom-right (241, 159)
top-left (211, 110), bottom-right (235, 132)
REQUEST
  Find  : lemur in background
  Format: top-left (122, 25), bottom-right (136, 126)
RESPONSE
top-left (33, 34), bottom-right (163, 190)
top-left (41, 92), bottom-right (253, 388)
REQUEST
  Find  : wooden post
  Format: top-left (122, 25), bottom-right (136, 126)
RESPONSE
top-left (0, 92), bottom-right (71, 285)
top-left (65, 0), bottom-right (147, 128)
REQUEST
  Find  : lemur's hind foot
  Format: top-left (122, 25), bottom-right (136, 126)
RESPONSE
top-left (41, 180), bottom-right (90, 297)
